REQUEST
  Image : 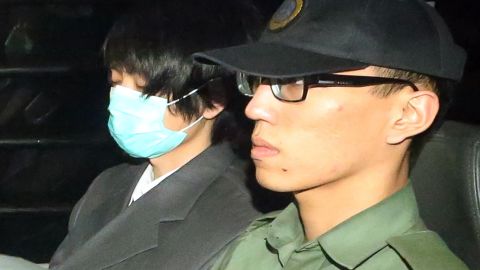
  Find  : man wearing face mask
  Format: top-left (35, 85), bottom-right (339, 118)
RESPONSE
top-left (48, 1), bottom-right (265, 269)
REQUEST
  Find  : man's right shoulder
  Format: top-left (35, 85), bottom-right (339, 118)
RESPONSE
top-left (244, 210), bottom-right (282, 232)
top-left (387, 231), bottom-right (469, 270)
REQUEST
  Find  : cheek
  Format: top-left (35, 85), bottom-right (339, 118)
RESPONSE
top-left (310, 97), bottom-right (385, 148)
top-left (287, 136), bottom-right (346, 182)
top-left (162, 109), bottom-right (186, 131)
top-left (274, 101), bottom-right (372, 187)
top-left (253, 95), bottom-right (390, 192)
top-left (254, 149), bottom-right (346, 192)
top-left (254, 105), bottom-right (350, 191)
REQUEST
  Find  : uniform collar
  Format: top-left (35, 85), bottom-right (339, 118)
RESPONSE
top-left (266, 183), bottom-right (420, 269)
top-left (318, 183), bottom-right (420, 268)
top-left (266, 203), bottom-right (305, 266)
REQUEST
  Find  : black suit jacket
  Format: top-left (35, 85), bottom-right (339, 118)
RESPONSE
top-left (49, 143), bottom-right (261, 270)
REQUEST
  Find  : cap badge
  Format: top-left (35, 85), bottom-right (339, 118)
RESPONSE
top-left (268, 0), bottom-right (304, 31)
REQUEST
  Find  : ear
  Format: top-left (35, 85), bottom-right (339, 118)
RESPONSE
top-left (202, 102), bottom-right (225, 120)
top-left (386, 90), bottom-right (439, 144)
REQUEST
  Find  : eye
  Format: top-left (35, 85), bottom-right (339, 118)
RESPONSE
top-left (108, 69), bottom-right (124, 87)
top-left (271, 77), bottom-right (305, 101)
top-left (109, 79), bottom-right (120, 87)
top-left (134, 74), bottom-right (147, 89)
top-left (276, 77), bottom-right (304, 85)
top-left (293, 79), bottom-right (304, 85)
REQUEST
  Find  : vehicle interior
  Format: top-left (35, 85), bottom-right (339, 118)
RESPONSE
top-left (0, 0), bottom-right (479, 269)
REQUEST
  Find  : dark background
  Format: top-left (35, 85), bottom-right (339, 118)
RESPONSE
top-left (0, 0), bottom-right (478, 264)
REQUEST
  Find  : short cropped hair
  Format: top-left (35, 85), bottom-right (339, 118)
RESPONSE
top-left (103, 0), bottom-right (263, 144)
top-left (372, 66), bottom-right (456, 152)
top-left (372, 67), bottom-right (438, 96)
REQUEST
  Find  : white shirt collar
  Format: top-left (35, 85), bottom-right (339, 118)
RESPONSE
top-left (129, 164), bottom-right (179, 205)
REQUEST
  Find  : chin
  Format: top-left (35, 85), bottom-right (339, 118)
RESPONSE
top-left (255, 165), bottom-right (333, 194)
top-left (255, 168), bottom-right (299, 193)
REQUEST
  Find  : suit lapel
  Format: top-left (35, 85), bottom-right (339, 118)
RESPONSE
top-left (62, 143), bottom-right (237, 270)
top-left (140, 142), bottom-right (237, 222)
top-left (50, 162), bottom-right (147, 269)
top-left (77, 162), bottom-right (147, 240)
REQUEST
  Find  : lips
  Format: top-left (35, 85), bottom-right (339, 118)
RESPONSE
top-left (251, 137), bottom-right (279, 159)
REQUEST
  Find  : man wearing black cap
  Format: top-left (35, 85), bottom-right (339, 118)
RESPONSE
top-left (194, 0), bottom-right (468, 269)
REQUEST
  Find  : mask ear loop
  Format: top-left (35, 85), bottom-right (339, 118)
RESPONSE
top-left (166, 88), bottom-right (199, 106)
top-left (180, 115), bottom-right (204, 132)
top-left (165, 87), bottom-right (204, 132)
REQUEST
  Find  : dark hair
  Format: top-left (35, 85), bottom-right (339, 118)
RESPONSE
top-left (103, 0), bottom-right (263, 145)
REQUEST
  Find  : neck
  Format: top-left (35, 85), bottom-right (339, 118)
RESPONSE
top-left (149, 119), bottom-right (213, 178)
top-left (295, 151), bottom-right (410, 241)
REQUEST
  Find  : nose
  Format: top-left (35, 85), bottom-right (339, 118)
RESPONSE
top-left (245, 84), bottom-right (276, 123)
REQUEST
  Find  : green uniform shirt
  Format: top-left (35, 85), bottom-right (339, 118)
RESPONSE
top-left (211, 183), bottom-right (468, 270)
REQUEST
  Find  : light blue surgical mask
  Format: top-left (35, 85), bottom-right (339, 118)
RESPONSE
top-left (107, 85), bottom-right (203, 158)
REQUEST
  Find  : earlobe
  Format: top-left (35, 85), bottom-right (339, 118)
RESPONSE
top-left (202, 102), bottom-right (225, 120)
top-left (386, 91), bottom-right (439, 144)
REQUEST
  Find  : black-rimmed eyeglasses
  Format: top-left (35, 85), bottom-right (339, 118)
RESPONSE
top-left (236, 72), bottom-right (419, 102)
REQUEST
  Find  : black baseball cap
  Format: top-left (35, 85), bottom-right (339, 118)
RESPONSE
top-left (193, 0), bottom-right (466, 81)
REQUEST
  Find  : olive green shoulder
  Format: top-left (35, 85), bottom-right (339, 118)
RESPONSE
top-left (245, 210), bottom-right (282, 231)
top-left (387, 231), bottom-right (469, 270)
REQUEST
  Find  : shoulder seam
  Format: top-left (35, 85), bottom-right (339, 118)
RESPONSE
top-left (387, 231), bottom-right (468, 270)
